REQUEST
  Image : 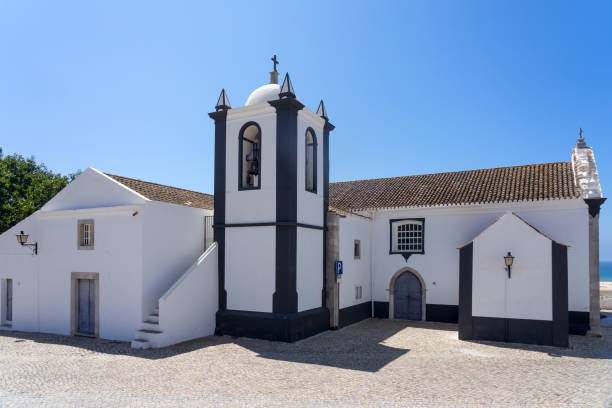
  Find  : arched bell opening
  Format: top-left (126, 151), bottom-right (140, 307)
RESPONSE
top-left (239, 122), bottom-right (262, 190)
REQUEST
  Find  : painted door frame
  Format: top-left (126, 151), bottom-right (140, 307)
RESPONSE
top-left (71, 272), bottom-right (99, 337)
top-left (388, 267), bottom-right (426, 321)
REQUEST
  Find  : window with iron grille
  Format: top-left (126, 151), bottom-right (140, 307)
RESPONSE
top-left (390, 218), bottom-right (424, 255)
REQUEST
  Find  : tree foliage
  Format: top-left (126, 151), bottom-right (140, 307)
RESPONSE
top-left (0, 147), bottom-right (80, 233)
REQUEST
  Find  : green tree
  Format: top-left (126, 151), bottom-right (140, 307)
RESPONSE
top-left (0, 147), bottom-right (80, 233)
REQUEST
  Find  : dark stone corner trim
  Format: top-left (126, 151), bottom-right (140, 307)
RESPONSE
top-left (584, 197), bottom-right (606, 218)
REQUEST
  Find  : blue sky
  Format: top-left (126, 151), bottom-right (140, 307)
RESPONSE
top-left (1, 1), bottom-right (610, 258)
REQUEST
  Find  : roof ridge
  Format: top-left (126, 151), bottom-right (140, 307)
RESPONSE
top-left (105, 173), bottom-right (213, 197)
top-left (330, 161), bottom-right (571, 185)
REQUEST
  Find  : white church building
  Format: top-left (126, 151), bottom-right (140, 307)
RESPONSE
top-left (0, 63), bottom-right (605, 348)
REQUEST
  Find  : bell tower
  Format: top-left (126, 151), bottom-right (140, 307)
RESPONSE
top-left (209, 59), bottom-right (334, 341)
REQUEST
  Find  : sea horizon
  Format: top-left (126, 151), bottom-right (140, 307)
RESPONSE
top-left (602, 261), bottom-right (612, 282)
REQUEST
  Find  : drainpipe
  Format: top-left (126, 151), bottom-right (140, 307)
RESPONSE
top-left (369, 210), bottom-right (374, 318)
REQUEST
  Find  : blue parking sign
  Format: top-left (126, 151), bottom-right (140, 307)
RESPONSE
top-left (335, 260), bottom-right (343, 275)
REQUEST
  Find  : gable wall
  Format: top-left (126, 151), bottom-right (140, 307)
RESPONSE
top-left (472, 214), bottom-right (553, 320)
top-left (42, 168), bottom-right (148, 212)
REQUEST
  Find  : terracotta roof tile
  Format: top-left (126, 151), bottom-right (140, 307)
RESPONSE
top-left (105, 173), bottom-right (214, 210)
top-left (106, 162), bottom-right (579, 213)
top-left (328, 162), bottom-right (579, 211)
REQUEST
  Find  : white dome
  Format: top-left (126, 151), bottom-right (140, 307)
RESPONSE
top-left (245, 83), bottom-right (281, 106)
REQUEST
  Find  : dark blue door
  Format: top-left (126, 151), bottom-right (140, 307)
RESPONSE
top-left (394, 272), bottom-right (422, 320)
top-left (77, 279), bottom-right (95, 335)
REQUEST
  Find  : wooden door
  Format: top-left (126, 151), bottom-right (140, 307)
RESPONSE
top-left (5, 279), bottom-right (12, 322)
top-left (77, 279), bottom-right (95, 335)
top-left (394, 272), bottom-right (422, 320)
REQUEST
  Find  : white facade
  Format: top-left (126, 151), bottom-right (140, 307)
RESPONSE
top-left (337, 214), bottom-right (372, 310)
top-left (0, 164), bottom-right (596, 347)
top-left (0, 168), bottom-right (215, 348)
top-left (366, 199), bottom-right (589, 315)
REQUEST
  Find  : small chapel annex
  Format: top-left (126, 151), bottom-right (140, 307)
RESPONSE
top-left (0, 61), bottom-right (605, 348)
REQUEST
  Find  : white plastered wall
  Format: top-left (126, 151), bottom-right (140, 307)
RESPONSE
top-left (225, 226), bottom-right (276, 312)
top-left (472, 213), bottom-right (553, 320)
top-left (296, 228), bottom-right (323, 312)
top-left (338, 215), bottom-right (372, 309)
top-left (0, 205), bottom-right (144, 341)
top-left (297, 110), bottom-right (325, 226)
top-left (371, 199), bottom-right (588, 313)
top-left (225, 105), bottom-right (277, 223)
top-left (141, 201), bottom-right (209, 317)
top-left (0, 215), bottom-right (41, 333)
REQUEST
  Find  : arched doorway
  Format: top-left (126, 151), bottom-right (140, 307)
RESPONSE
top-left (389, 268), bottom-right (426, 321)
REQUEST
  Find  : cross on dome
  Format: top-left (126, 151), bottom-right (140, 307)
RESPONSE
top-left (271, 55), bottom-right (279, 72)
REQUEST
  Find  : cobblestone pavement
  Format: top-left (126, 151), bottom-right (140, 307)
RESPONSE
top-left (0, 319), bottom-right (611, 408)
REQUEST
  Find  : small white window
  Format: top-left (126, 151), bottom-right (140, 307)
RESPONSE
top-left (354, 240), bottom-right (361, 259)
top-left (390, 219), bottom-right (424, 254)
top-left (355, 285), bottom-right (363, 300)
top-left (78, 220), bottom-right (95, 250)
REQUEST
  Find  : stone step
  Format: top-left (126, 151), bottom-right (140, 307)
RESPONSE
top-left (146, 314), bottom-right (159, 323)
top-left (141, 321), bottom-right (159, 331)
top-left (131, 339), bottom-right (151, 349)
top-left (138, 329), bottom-right (162, 334)
top-left (135, 328), bottom-right (163, 343)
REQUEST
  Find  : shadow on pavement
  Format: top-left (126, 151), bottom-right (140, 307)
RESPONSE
top-left (2, 317), bottom-right (609, 366)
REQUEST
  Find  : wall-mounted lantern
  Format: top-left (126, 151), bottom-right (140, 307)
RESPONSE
top-left (504, 251), bottom-right (514, 278)
top-left (16, 231), bottom-right (38, 255)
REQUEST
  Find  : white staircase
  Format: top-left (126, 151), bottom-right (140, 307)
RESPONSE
top-left (131, 304), bottom-right (163, 349)
top-left (129, 243), bottom-right (219, 349)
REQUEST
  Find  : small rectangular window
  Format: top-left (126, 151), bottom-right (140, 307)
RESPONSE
top-left (355, 285), bottom-right (362, 300)
top-left (354, 240), bottom-right (361, 259)
top-left (78, 220), bottom-right (95, 250)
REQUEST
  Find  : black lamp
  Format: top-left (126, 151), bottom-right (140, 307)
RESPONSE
top-left (504, 251), bottom-right (514, 278)
top-left (16, 231), bottom-right (37, 255)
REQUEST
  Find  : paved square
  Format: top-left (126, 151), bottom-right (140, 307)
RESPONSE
top-left (0, 319), bottom-right (611, 407)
